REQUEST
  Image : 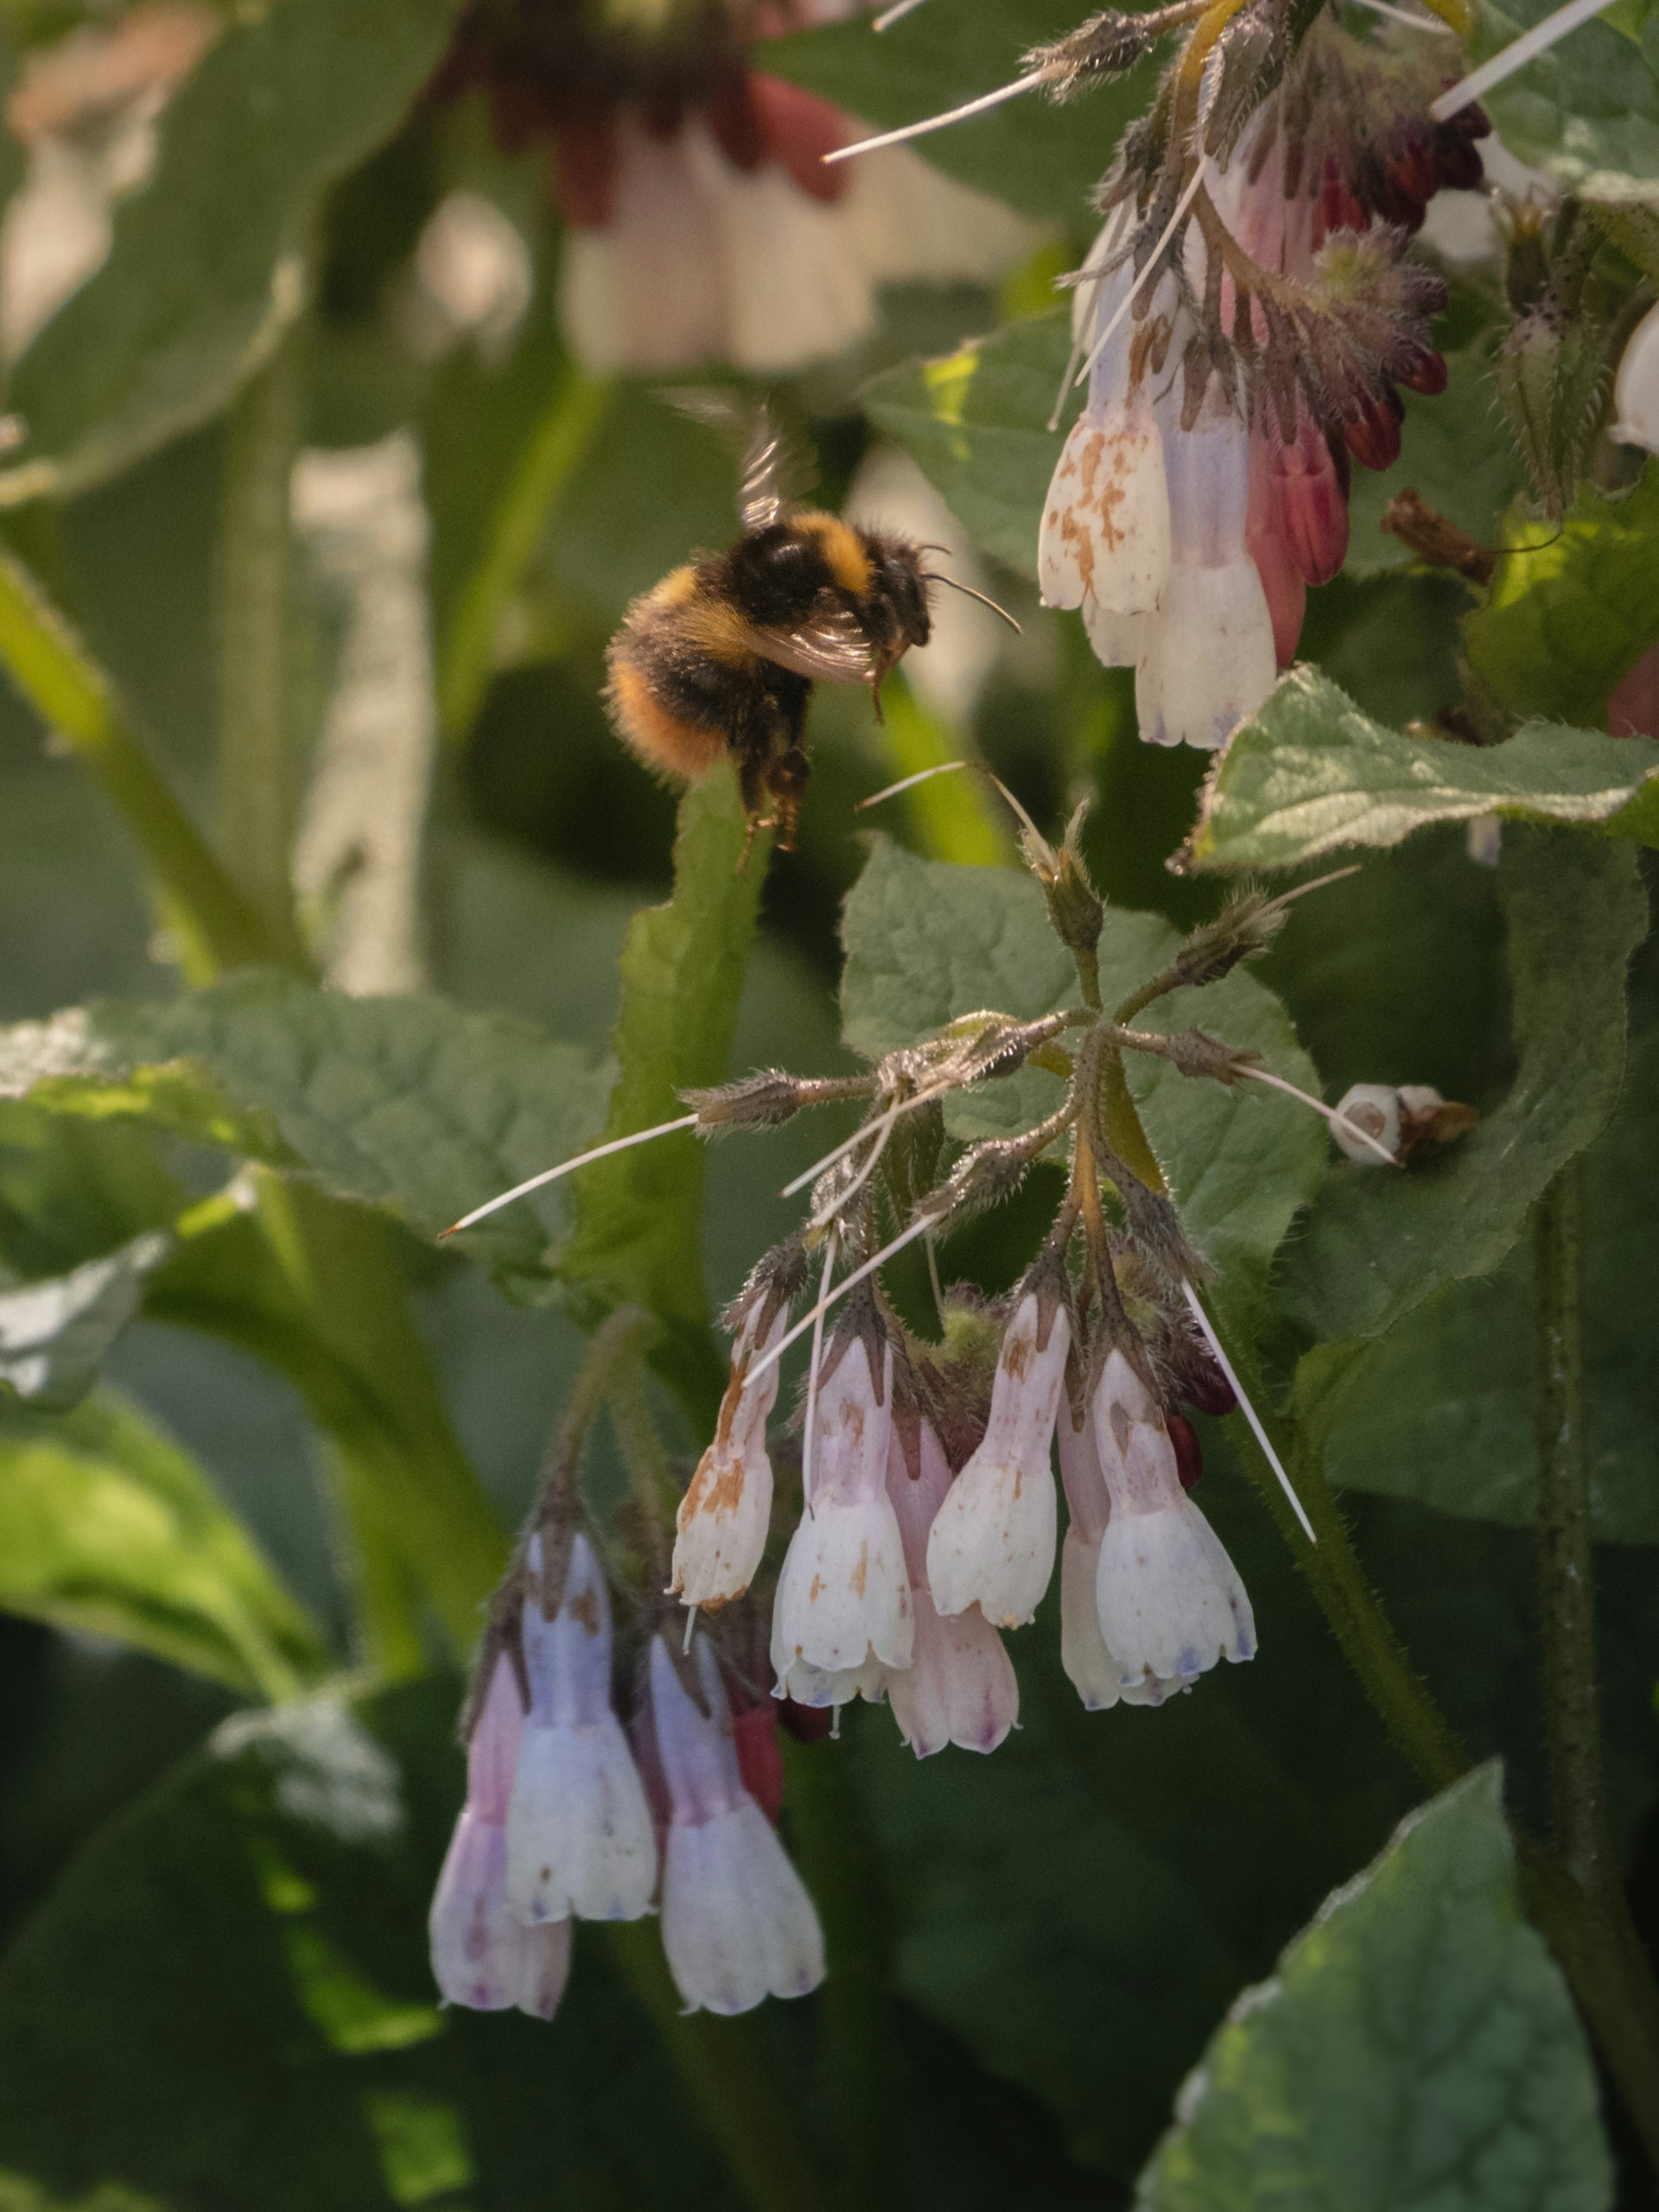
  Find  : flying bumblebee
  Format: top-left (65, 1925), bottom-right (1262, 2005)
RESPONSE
top-left (605, 406), bottom-right (1016, 853)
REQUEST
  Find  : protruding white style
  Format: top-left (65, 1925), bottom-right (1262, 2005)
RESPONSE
top-left (1057, 1395), bottom-right (1178, 1711)
top-left (506, 1533), bottom-right (658, 1924)
top-left (1135, 392), bottom-right (1277, 749)
top-left (651, 1637), bottom-right (825, 2015)
top-left (1332, 1083), bottom-right (1403, 1165)
top-left (1613, 300), bottom-right (1659, 454)
top-left (672, 1297), bottom-right (790, 1610)
top-left (1091, 1351), bottom-right (1255, 1688)
top-left (885, 1422), bottom-right (1018, 1756)
top-left (772, 1335), bottom-right (912, 1703)
top-left (429, 1653), bottom-right (574, 2018)
top-left (1039, 228), bottom-right (1172, 657)
top-left (926, 1292), bottom-right (1070, 1629)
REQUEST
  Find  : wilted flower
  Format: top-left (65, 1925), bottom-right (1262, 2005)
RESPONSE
top-left (772, 1320), bottom-right (913, 1702)
top-left (429, 1652), bottom-right (574, 2018)
top-left (650, 1637), bottom-right (824, 2014)
top-left (672, 1263), bottom-right (798, 1611)
top-left (506, 1531), bottom-right (658, 1924)
top-left (926, 1270), bottom-right (1070, 1629)
top-left (885, 1416), bottom-right (1018, 1756)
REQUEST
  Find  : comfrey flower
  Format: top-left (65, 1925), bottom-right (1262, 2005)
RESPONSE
top-left (672, 1254), bottom-right (801, 1612)
top-left (1057, 1391), bottom-right (1176, 1710)
top-left (650, 1636), bottom-right (824, 2014)
top-left (926, 1259), bottom-right (1070, 1629)
top-left (772, 1314), bottom-right (913, 1706)
top-left (1612, 300), bottom-right (1659, 454)
top-left (429, 1651), bottom-right (574, 2017)
top-left (1090, 1349), bottom-right (1255, 1691)
top-left (885, 1414), bottom-right (1018, 1757)
top-left (506, 1530), bottom-right (658, 1925)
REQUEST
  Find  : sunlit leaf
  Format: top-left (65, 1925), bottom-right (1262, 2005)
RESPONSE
top-left (1179, 670), bottom-right (1659, 874)
top-left (0, 0), bottom-right (463, 502)
top-left (1135, 1764), bottom-right (1611, 2211)
top-left (0, 1389), bottom-right (327, 1698)
top-left (0, 1230), bottom-right (172, 1411)
top-left (1471, 0), bottom-right (1659, 207)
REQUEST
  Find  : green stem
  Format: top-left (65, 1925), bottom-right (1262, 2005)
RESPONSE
top-left (215, 314), bottom-right (310, 963)
top-left (878, 673), bottom-right (1010, 868)
top-left (438, 368), bottom-right (611, 742)
top-left (781, 1738), bottom-right (904, 2212)
top-left (0, 550), bottom-right (271, 979)
top-left (606, 1920), bottom-right (833, 2212)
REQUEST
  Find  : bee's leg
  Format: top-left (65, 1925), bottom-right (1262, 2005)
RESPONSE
top-left (760, 677), bottom-right (812, 853)
top-left (868, 671), bottom-right (886, 726)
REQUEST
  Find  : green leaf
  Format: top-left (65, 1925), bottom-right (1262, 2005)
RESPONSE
top-left (1179, 670), bottom-right (1659, 874)
top-left (0, 976), bottom-right (613, 1294)
top-left (1465, 467), bottom-right (1659, 728)
top-left (1281, 829), bottom-right (1647, 1344)
top-left (0, 0), bottom-right (463, 503)
top-left (839, 840), bottom-right (1325, 1294)
top-left (864, 314), bottom-right (1071, 580)
top-left (767, 0), bottom-right (1154, 226)
top-left (1297, 1026), bottom-right (1659, 1544)
top-left (1134, 1764), bottom-right (1611, 2211)
top-left (561, 766), bottom-right (768, 1415)
top-left (1343, 341), bottom-right (1527, 579)
top-left (1471, 0), bottom-right (1659, 207)
top-left (0, 1230), bottom-right (172, 1411)
top-left (0, 1389), bottom-right (327, 1699)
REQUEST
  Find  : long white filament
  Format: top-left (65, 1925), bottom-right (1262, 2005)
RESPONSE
top-left (799, 1232), bottom-right (839, 1509)
top-left (810, 1096), bottom-right (903, 1229)
top-left (1179, 1281), bottom-right (1317, 1544)
top-left (744, 1217), bottom-right (935, 1392)
top-left (1241, 1067), bottom-right (1401, 1167)
top-left (442, 1113), bottom-right (699, 1236)
top-left (858, 760), bottom-right (970, 810)
top-left (1074, 162), bottom-right (1209, 390)
top-left (1430, 0), bottom-right (1612, 118)
top-left (822, 67), bottom-right (1059, 165)
top-left (779, 1075), bottom-right (964, 1199)
top-left (873, 0), bottom-right (934, 27)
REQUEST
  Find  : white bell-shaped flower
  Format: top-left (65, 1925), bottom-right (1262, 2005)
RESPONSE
top-left (505, 1532), bottom-right (658, 1925)
top-left (652, 1637), bottom-right (825, 2015)
top-left (429, 1654), bottom-right (574, 2018)
top-left (886, 1421), bottom-right (1017, 1757)
top-left (1091, 1351), bottom-right (1255, 1688)
top-left (1614, 299), bottom-right (1659, 453)
top-left (1135, 392), bottom-right (1276, 749)
top-left (672, 1293), bottom-right (790, 1610)
top-left (772, 1332), bottom-right (912, 1692)
top-left (1057, 1391), bottom-right (1179, 1710)
top-left (926, 1289), bottom-right (1069, 1629)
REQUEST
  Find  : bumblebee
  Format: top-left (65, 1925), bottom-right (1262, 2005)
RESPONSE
top-left (606, 410), bottom-right (1012, 852)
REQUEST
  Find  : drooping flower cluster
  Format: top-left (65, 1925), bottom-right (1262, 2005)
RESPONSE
top-left (429, 0), bottom-right (1033, 374)
top-left (1031, 6), bottom-right (1486, 744)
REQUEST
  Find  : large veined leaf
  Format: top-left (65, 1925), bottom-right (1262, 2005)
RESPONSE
top-left (1134, 1764), bottom-right (1611, 2211)
top-left (864, 314), bottom-right (1071, 579)
top-left (1281, 830), bottom-right (1647, 1344)
top-left (840, 840), bottom-right (1325, 1292)
top-left (1465, 467), bottom-right (1659, 729)
top-left (1179, 670), bottom-right (1659, 873)
top-left (0, 976), bottom-right (613, 1294)
top-left (0, 0), bottom-right (464, 503)
top-left (0, 1389), bottom-right (327, 1700)
top-left (1296, 1025), bottom-right (1659, 1544)
top-left (767, 0), bottom-right (1153, 226)
top-left (1471, 0), bottom-right (1659, 207)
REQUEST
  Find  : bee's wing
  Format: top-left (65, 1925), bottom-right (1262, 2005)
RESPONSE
top-left (740, 601), bottom-right (880, 684)
top-left (656, 388), bottom-right (814, 530)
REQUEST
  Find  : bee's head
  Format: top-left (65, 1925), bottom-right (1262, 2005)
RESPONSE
top-left (866, 535), bottom-right (933, 649)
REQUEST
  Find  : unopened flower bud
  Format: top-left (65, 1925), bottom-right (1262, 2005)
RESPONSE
top-left (650, 1637), bottom-right (824, 2016)
top-left (926, 1285), bottom-right (1069, 1629)
top-left (772, 1333), bottom-right (912, 1697)
top-left (429, 1655), bottom-right (575, 2018)
top-left (1493, 306), bottom-right (1608, 517)
top-left (885, 1421), bottom-right (1018, 1756)
top-left (1091, 1350), bottom-right (1254, 1689)
top-left (1332, 1081), bottom-right (1402, 1164)
top-left (506, 1533), bottom-right (658, 1924)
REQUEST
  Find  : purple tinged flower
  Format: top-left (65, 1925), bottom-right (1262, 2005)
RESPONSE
top-left (505, 1532), bottom-right (658, 1925)
top-left (429, 1653), bottom-right (574, 2017)
top-left (650, 1636), bottom-right (825, 2015)
top-left (671, 1292), bottom-right (790, 1611)
top-left (772, 1333), bottom-right (912, 1700)
top-left (926, 1290), bottom-right (1069, 1629)
top-left (885, 1421), bottom-right (1018, 1757)
top-left (1091, 1351), bottom-right (1255, 1688)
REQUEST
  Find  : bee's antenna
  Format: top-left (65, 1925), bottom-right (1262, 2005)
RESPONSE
top-left (919, 570), bottom-right (1023, 634)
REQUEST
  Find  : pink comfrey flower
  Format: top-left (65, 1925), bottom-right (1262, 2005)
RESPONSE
top-left (885, 1418), bottom-right (1018, 1757)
